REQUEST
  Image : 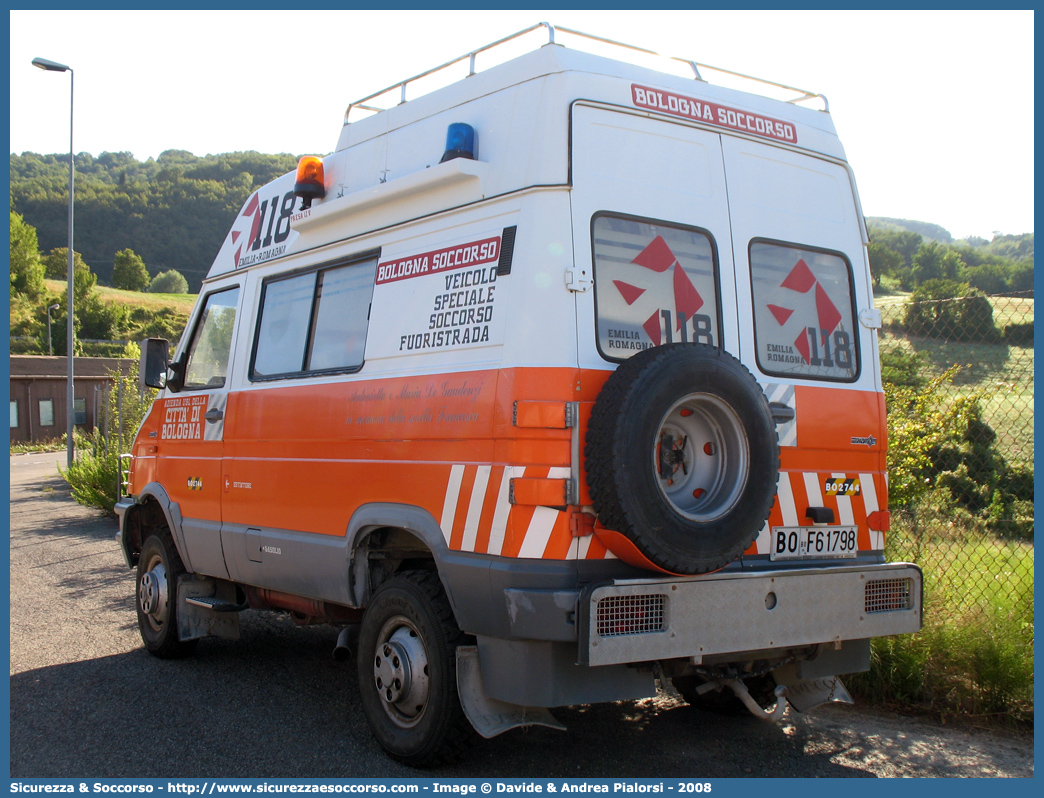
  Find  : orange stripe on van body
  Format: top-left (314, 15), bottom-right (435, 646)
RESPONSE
top-left (793, 385), bottom-right (887, 455)
top-left (215, 368), bottom-right (578, 545)
top-left (131, 365), bottom-right (890, 562)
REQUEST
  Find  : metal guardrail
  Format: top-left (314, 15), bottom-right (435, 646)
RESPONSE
top-left (344, 22), bottom-right (828, 123)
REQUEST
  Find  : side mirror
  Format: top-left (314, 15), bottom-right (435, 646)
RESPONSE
top-left (140, 338), bottom-right (170, 390)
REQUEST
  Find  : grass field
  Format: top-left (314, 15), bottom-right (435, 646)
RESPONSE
top-left (43, 278), bottom-right (196, 315)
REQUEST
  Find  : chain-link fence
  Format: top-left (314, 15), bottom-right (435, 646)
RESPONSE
top-left (876, 290), bottom-right (1033, 632)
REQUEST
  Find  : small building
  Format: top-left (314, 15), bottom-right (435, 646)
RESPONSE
top-left (9, 355), bottom-right (134, 445)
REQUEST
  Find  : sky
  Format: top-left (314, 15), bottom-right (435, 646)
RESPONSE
top-left (9, 9), bottom-right (1035, 241)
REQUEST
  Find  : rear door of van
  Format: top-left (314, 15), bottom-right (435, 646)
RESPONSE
top-left (721, 136), bottom-right (887, 560)
top-left (570, 102), bottom-right (738, 373)
top-left (569, 103), bottom-right (738, 561)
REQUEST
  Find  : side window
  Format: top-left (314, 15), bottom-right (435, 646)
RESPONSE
top-left (10, 400), bottom-right (19, 429)
top-left (251, 256), bottom-right (377, 380)
top-left (308, 262), bottom-right (375, 371)
top-left (252, 273), bottom-right (316, 376)
top-left (183, 287), bottom-right (240, 390)
top-left (592, 214), bottom-right (720, 362)
top-left (750, 240), bottom-right (859, 381)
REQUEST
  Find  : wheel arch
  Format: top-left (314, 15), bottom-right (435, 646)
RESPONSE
top-left (119, 483), bottom-right (192, 572)
top-left (346, 502), bottom-right (457, 609)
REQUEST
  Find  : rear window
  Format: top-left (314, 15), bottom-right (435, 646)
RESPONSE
top-left (749, 240), bottom-right (859, 381)
top-left (592, 214), bottom-right (720, 361)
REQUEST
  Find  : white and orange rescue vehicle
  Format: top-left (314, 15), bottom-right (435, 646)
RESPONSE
top-left (117, 24), bottom-right (922, 766)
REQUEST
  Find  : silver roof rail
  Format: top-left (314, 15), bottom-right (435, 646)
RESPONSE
top-left (344, 22), bottom-right (828, 124)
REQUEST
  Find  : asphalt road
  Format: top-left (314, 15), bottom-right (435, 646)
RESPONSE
top-left (9, 452), bottom-right (1034, 779)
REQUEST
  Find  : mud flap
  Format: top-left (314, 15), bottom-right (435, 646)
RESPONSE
top-left (456, 645), bottom-right (566, 738)
top-left (774, 674), bottom-right (853, 713)
top-left (176, 574), bottom-right (241, 642)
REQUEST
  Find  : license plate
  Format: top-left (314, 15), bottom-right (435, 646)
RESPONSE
top-left (769, 526), bottom-right (859, 561)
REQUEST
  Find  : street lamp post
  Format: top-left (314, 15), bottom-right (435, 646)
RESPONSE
top-left (47, 303), bottom-right (60, 356)
top-left (32, 56), bottom-right (75, 469)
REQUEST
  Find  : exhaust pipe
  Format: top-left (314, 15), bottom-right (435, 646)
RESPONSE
top-left (725, 680), bottom-right (788, 722)
top-left (333, 625), bottom-right (359, 661)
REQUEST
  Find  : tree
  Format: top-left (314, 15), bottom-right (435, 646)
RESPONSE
top-left (46, 256), bottom-right (99, 356)
top-left (10, 211), bottom-right (45, 299)
top-left (869, 227), bottom-right (923, 270)
top-left (867, 241), bottom-right (901, 287)
top-left (42, 247), bottom-right (90, 281)
top-left (909, 241), bottom-right (963, 288)
top-left (63, 342), bottom-right (158, 512)
top-left (11, 149), bottom-right (299, 291)
top-left (69, 254), bottom-right (98, 303)
top-left (112, 248), bottom-right (151, 291)
top-left (1008, 260), bottom-right (1034, 292)
top-left (960, 262), bottom-right (1009, 294)
top-left (52, 254), bottom-right (116, 346)
top-left (150, 269), bottom-right (189, 294)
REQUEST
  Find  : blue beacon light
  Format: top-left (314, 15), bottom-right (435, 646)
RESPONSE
top-left (440, 123), bottom-right (477, 162)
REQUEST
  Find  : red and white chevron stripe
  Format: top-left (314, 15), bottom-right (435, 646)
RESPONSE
top-left (438, 465), bottom-right (886, 561)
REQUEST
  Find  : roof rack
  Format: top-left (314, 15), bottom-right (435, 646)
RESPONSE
top-left (344, 22), bottom-right (829, 123)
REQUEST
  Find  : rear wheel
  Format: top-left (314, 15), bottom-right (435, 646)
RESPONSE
top-left (135, 530), bottom-right (197, 658)
top-left (357, 571), bottom-right (474, 767)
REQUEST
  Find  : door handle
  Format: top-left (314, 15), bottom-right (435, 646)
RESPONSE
top-left (769, 402), bottom-right (795, 424)
top-left (204, 408), bottom-right (224, 423)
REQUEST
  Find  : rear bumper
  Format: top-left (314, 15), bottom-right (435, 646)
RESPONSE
top-left (578, 562), bottom-right (922, 666)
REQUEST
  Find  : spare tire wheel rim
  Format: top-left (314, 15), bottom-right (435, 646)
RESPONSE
top-left (653, 393), bottom-right (750, 522)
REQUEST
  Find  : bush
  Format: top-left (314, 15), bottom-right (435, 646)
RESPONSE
top-left (885, 365), bottom-right (1033, 540)
top-left (134, 306), bottom-right (190, 343)
top-left (150, 269), bottom-right (189, 294)
top-left (79, 293), bottom-right (132, 340)
top-left (1002, 321), bottom-right (1034, 346)
top-left (879, 347), bottom-right (926, 388)
top-left (63, 434), bottom-right (123, 511)
top-left (61, 343), bottom-right (156, 513)
top-left (885, 366), bottom-right (971, 509)
top-left (901, 279), bottom-right (1001, 343)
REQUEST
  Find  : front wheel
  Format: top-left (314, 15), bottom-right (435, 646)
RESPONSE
top-left (357, 571), bottom-right (474, 767)
top-left (135, 531), bottom-right (197, 658)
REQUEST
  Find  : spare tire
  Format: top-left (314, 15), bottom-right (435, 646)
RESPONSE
top-left (585, 344), bottom-right (779, 574)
